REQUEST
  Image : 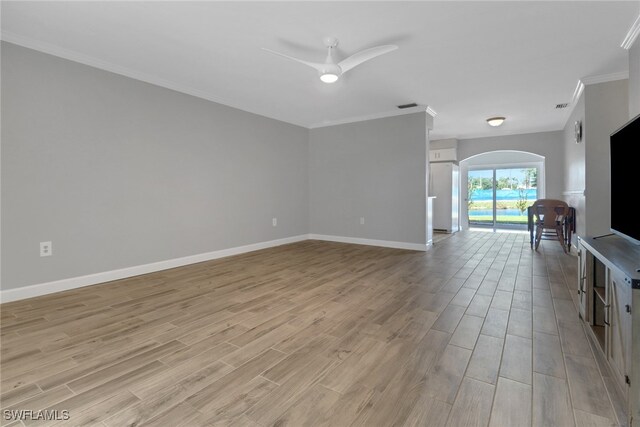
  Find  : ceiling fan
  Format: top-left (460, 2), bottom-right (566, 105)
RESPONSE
top-left (262, 37), bottom-right (398, 83)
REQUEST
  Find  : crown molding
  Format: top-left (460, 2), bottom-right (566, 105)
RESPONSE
top-left (1, 32), bottom-right (439, 132)
top-left (566, 71), bottom-right (628, 120)
top-left (309, 105), bottom-right (429, 129)
top-left (566, 70), bottom-right (628, 122)
top-left (621, 14), bottom-right (640, 50)
top-left (580, 71), bottom-right (629, 86)
top-left (571, 80), bottom-right (585, 105)
top-left (0, 31), bottom-right (308, 128)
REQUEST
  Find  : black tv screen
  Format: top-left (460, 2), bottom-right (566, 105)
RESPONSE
top-left (610, 113), bottom-right (640, 245)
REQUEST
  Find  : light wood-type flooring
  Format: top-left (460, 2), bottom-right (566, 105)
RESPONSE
top-left (0, 230), bottom-right (627, 426)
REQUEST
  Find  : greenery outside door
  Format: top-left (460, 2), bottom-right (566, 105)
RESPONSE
top-left (467, 167), bottom-right (538, 229)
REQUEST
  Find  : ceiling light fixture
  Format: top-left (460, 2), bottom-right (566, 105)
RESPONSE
top-left (318, 62), bottom-right (341, 83)
top-left (320, 72), bottom-right (339, 83)
top-left (486, 116), bottom-right (506, 127)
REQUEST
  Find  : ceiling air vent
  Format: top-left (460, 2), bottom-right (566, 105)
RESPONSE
top-left (397, 103), bottom-right (418, 109)
top-left (555, 103), bottom-right (569, 109)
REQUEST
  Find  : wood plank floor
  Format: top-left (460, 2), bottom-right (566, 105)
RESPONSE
top-left (0, 230), bottom-right (626, 426)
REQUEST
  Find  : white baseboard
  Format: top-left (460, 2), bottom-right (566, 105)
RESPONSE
top-left (0, 235), bottom-right (308, 303)
top-left (308, 234), bottom-right (427, 252)
top-left (1, 233), bottom-right (427, 303)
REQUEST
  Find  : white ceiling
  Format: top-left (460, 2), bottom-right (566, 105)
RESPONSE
top-left (1, 1), bottom-right (638, 140)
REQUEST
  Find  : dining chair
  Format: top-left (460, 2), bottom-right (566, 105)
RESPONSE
top-left (532, 198), bottom-right (571, 253)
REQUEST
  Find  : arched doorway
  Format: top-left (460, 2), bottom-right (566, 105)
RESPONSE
top-left (459, 151), bottom-right (545, 231)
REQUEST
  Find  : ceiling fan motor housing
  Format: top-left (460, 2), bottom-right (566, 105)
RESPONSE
top-left (318, 63), bottom-right (342, 78)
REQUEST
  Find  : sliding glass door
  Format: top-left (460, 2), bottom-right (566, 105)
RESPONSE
top-left (467, 170), bottom-right (495, 228)
top-left (467, 167), bottom-right (538, 229)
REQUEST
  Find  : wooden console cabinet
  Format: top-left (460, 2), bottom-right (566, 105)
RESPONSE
top-left (578, 235), bottom-right (640, 426)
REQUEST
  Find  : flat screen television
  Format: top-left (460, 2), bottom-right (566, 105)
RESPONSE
top-left (610, 113), bottom-right (640, 245)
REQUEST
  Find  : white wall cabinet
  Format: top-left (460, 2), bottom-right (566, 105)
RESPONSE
top-left (429, 148), bottom-right (457, 162)
top-left (578, 235), bottom-right (640, 426)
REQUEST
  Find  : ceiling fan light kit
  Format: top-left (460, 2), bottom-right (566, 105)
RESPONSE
top-left (486, 116), bottom-right (506, 127)
top-left (318, 62), bottom-right (341, 83)
top-left (263, 36), bottom-right (398, 83)
top-left (320, 73), bottom-right (339, 83)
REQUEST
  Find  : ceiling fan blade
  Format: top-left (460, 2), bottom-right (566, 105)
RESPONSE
top-left (338, 45), bottom-right (398, 73)
top-left (262, 48), bottom-right (324, 72)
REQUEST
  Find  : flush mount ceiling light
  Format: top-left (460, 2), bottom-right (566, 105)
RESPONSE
top-left (263, 37), bottom-right (398, 84)
top-left (486, 116), bottom-right (506, 127)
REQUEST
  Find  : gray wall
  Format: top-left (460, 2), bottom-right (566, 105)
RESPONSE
top-left (630, 39), bottom-right (640, 119)
top-left (583, 79), bottom-right (629, 237)
top-left (562, 91), bottom-right (586, 237)
top-left (309, 113), bottom-right (427, 245)
top-left (457, 131), bottom-right (565, 199)
top-left (1, 42), bottom-right (309, 290)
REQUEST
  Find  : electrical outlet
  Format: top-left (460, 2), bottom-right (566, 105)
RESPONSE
top-left (360, 217), bottom-right (365, 225)
top-left (272, 217), bottom-right (277, 227)
top-left (40, 241), bottom-right (52, 257)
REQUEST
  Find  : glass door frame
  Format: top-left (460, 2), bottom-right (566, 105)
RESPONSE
top-left (466, 161), bottom-right (544, 231)
top-left (467, 168), bottom-right (496, 229)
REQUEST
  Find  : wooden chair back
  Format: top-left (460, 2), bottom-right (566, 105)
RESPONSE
top-left (532, 199), bottom-right (570, 252)
top-left (532, 199), bottom-right (570, 227)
